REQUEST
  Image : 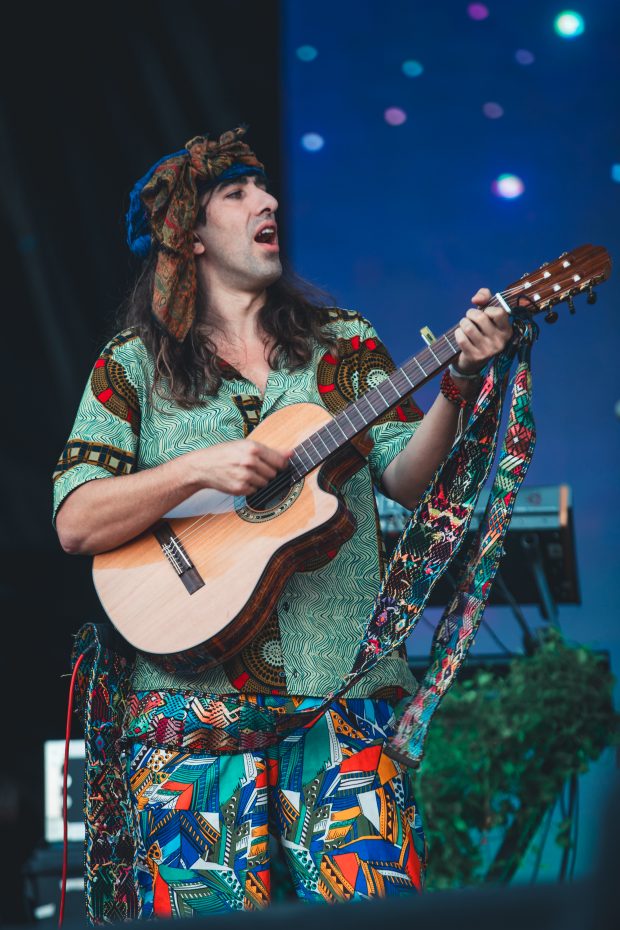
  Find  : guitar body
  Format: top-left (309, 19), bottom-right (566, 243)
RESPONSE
top-left (93, 403), bottom-right (364, 665)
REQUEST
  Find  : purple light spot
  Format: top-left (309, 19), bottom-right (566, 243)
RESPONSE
top-left (515, 48), bottom-right (535, 65)
top-left (483, 102), bottom-right (504, 119)
top-left (492, 173), bottom-right (525, 199)
top-left (384, 107), bottom-right (407, 126)
top-left (468, 3), bottom-right (489, 20)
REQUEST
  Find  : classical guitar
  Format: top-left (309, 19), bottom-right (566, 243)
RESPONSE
top-left (93, 245), bottom-right (611, 664)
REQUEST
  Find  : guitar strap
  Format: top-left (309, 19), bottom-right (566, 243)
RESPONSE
top-left (275, 317), bottom-right (538, 767)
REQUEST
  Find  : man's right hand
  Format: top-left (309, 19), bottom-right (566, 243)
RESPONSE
top-left (56, 438), bottom-right (292, 556)
top-left (185, 439), bottom-right (291, 496)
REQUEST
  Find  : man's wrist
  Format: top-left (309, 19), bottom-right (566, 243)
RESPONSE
top-left (448, 363), bottom-right (482, 401)
top-left (173, 448), bottom-right (209, 495)
top-left (449, 360), bottom-right (483, 380)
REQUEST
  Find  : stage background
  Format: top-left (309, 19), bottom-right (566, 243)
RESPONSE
top-left (282, 0), bottom-right (620, 882)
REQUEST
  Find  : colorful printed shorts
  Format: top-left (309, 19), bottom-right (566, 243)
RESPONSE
top-left (127, 696), bottom-right (426, 916)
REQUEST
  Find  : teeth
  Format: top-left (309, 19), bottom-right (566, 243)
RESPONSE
top-left (256, 226), bottom-right (276, 242)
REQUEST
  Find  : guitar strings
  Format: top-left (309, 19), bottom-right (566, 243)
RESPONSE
top-left (166, 268), bottom-right (578, 552)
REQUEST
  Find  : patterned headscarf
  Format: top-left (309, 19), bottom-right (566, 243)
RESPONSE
top-left (125, 127), bottom-right (264, 342)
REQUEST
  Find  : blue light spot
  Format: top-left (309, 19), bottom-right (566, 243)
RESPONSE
top-left (302, 133), bottom-right (324, 152)
top-left (611, 164), bottom-right (620, 183)
top-left (554, 11), bottom-right (585, 38)
top-left (402, 60), bottom-right (424, 78)
top-left (492, 174), bottom-right (525, 199)
top-left (296, 45), bottom-right (318, 62)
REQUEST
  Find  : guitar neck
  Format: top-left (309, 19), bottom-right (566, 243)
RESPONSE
top-left (289, 323), bottom-right (462, 480)
top-left (287, 240), bottom-right (613, 480)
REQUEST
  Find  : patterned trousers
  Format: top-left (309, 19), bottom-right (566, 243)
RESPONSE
top-left (127, 697), bottom-right (426, 917)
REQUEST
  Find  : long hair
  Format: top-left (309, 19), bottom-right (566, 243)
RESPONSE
top-left (120, 252), bottom-right (338, 408)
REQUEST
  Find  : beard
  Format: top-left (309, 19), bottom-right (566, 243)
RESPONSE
top-left (216, 248), bottom-right (283, 291)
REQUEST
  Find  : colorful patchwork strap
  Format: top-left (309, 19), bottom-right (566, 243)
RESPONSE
top-left (275, 320), bottom-right (537, 759)
top-left (71, 624), bottom-right (140, 923)
top-left (386, 337), bottom-right (536, 765)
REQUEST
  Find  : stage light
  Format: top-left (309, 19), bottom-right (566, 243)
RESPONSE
top-left (515, 49), bottom-right (535, 65)
top-left (483, 102), bottom-right (504, 119)
top-left (492, 174), bottom-right (524, 199)
top-left (611, 164), bottom-right (620, 183)
top-left (384, 107), bottom-right (407, 126)
top-left (301, 133), bottom-right (324, 151)
top-left (467, 3), bottom-right (489, 20)
top-left (296, 45), bottom-right (318, 61)
top-left (402, 60), bottom-right (424, 78)
top-left (554, 11), bottom-right (585, 38)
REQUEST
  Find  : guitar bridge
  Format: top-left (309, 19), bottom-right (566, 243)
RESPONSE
top-left (153, 522), bottom-right (205, 595)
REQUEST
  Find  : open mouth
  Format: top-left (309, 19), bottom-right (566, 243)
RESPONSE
top-left (254, 224), bottom-right (278, 247)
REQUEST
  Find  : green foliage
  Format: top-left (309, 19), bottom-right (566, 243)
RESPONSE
top-left (412, 629), bottom-right (620, 889)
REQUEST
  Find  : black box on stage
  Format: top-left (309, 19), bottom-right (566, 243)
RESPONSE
top-left (23, 843), bottom-right (85, 924)
top-left (22, 739), bottom-right (87, 922)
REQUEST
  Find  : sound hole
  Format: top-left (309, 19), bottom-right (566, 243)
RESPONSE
top-left (246, 469), bottom-right (295, 512)
top-left (238, 469), bottom-right (303, 524)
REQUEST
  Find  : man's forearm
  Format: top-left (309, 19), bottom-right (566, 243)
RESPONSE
top-left (55, 454), bottom-right (204, 556)
top-left (381, 376), bottom-right (478, 510)
top-left (55, 438), bottom-right (291, 556)
top-left (382, 288), bottom-right (513, 508)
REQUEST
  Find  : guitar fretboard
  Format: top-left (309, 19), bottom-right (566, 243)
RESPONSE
top-left (288, 324), bottom-right (462, 480)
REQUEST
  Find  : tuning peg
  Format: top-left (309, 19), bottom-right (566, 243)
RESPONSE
top-left (544, 309), bottom-right (559, 324)
top-left (587, 286), bottom-right (597, 305)
top-left (567, 296), bottom-right (576, 315)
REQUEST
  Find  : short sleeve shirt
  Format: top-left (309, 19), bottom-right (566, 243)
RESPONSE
top-left (53, 309), bottom-right (423, 699)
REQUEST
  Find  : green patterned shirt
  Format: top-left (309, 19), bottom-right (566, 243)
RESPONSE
top-left (53, 309), bottom-right (423, 698)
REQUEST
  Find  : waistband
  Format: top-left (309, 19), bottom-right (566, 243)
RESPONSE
top-left (123, 691), bottom-right (399, 755)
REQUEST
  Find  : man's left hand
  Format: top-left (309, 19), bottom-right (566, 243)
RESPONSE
top-left (453, 287), bottom-right (513, 375)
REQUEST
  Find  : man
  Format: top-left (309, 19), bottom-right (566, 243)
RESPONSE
top-left (54, 128), bottom-right (512, 915)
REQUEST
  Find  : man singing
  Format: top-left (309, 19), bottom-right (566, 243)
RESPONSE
top-left (54, 128), bottom-right (511, 915)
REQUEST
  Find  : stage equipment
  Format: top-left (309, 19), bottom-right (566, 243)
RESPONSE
top-left (23, 844), bottom-right (85, 924)
top-left (21, 741), bottom-right (86, 922)
top-left (377, 484), bottom-right (578, 620)
top-left (44, 739), bottom-right (85, 843)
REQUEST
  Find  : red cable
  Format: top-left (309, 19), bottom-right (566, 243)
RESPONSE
top-left (58, 652), bottom-right (85, 929)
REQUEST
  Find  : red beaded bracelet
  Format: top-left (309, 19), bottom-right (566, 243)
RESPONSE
top-left (440, 369), bottom-right (470, 408)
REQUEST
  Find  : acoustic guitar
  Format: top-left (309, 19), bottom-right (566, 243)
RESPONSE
top-left (93, 245), bottom-right (611, 665)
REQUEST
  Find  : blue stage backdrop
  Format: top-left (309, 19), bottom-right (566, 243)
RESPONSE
top-left (282, 0), bottom-right (620, 877)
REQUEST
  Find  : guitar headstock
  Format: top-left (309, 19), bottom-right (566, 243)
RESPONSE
top-left (501, 244), bottom-right (612, 323)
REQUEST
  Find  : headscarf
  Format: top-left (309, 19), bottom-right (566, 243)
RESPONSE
top-left (125, 127), bottom-right (264, 341)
